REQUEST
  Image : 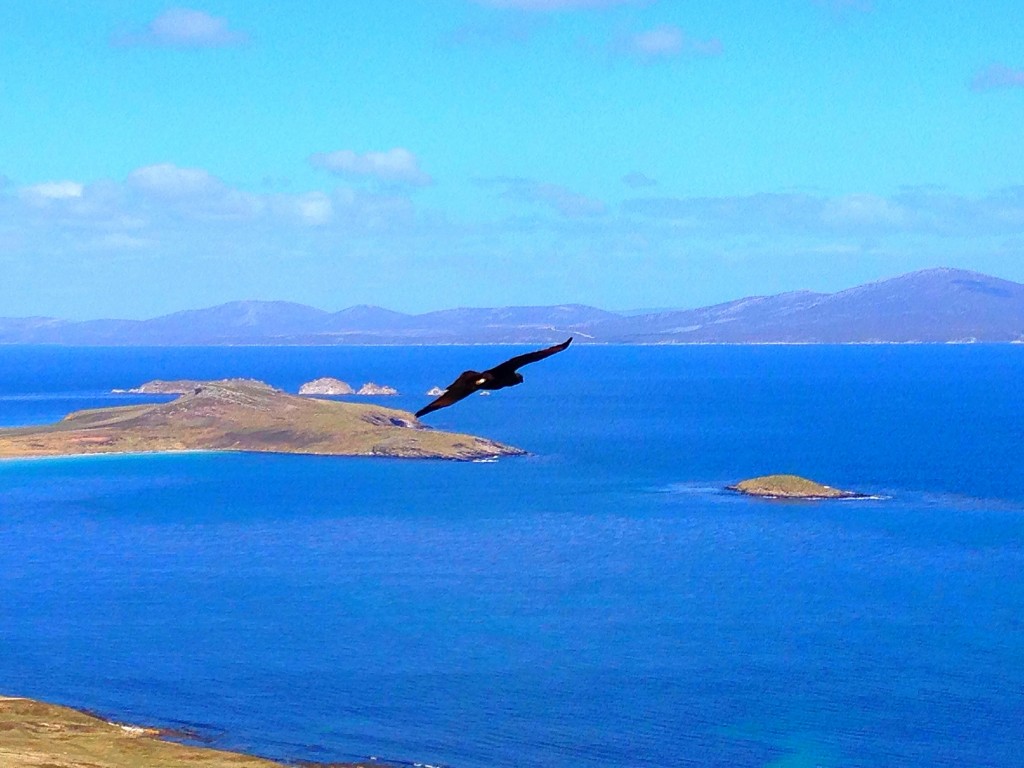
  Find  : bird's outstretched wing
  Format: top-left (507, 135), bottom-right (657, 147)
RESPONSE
top-left (488, 337), bottom-right (573, 377)
top-left (415, 371), bottom-right (485, 418)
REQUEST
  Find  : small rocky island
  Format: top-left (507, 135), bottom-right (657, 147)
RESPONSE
top-left (296, 378), bottom-right (398, 396)
top-left (0, 695), bottom-right (379, 768)
top-left (355, 382), bottom-right (398, 395)
top-left (0, 379), bottom-right (522, 461)
top-left (298, 377), bottom-right (355, 395)
top-left (728, 474), bottom-right (866, 499)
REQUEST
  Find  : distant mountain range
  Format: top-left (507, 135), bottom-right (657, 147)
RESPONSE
top-left (4, 268), bottom-right (1024, 345)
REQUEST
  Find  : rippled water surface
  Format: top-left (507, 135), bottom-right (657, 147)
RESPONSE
top-left (1, 345), bottom-right (1022, 767)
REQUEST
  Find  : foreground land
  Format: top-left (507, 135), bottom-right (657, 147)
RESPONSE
top-left (0, 695), bottom-right (377, 768)
top-left (0, 379), bottom-right (523, 461)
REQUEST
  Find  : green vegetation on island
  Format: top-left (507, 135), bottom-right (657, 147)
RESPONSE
top-left (0, 695), bottom-right (378, 768)
top-left (0, 379), bottom-right (523, 461)
top-left (728, 474), bottom-right (866, 499)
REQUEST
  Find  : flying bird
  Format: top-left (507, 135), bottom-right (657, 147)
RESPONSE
top-left (415, 338), bottom-right (572, 418)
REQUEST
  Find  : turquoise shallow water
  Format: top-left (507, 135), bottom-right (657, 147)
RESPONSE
top-left (1, 345), bottom-right (1022, 767)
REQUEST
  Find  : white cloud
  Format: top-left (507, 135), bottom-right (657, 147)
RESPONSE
top-left (623, 192), bottom-right (821, 231)
top-left (127, 163), bottom-right (222, 198)
top-left (310, 148), bottom-right (432, 186)
top-left (622, 188), bottom-right (1024, 238)
top-left (971, 63), bottom-right (1024, 92)
top-left (115, 8), bottom-right (248, 48)
top-left (628, 25), bottom-right (684, 56)
top-left (613, 25), bottom-right (722, 61)
top-left (0, 162), bottom-right (427, 264)
top-left (22, 181), bottom-right (85, 201)
top-left (294, 192), bottom-right (334, 225)
top-left (124, 163), bottom-right (265, 220)
top-left (5, 163), bottom-right (1024, 318)
top-left (822, 194), bottom-right (908, 228)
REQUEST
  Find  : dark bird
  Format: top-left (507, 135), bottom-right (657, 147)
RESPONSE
top-left (415, 337), bottom-right (572, 418)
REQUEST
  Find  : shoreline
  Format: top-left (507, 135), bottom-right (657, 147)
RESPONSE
top-left (0, 447), bottom-right (516, 464)
top-left (0, 694), bottom-right (385, 768)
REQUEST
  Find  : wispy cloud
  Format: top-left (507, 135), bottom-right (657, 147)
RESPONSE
top-left (612, 25), bottom-right (722, 62)
top-left (471, 0), bottom-right (644, 10)
top-left (5, 164), bottom-right (1024, 318)
top-left (625, 192), bottom-right (824, 232)
top-left (478, 177), bottom-right (607, 217)
top-left (622, 171), bottom-right (658, 188)
top-left (970, 63), bottom-right (1024, 92)
top-left (310, 148), bottom-right (433, 186)
top-left (124, 163), bottom-right (265, 221)
top-left (21, 181), bottom-right (85, 202)
top-left (293, 192), bottom-right (334, 226)
top-left (0, 165), bottom-right (442, 318)
top-left (12, 163), bottom-right (1024, 245)
top-left (623, 187), bottom-right (1024, 237)
top-left (114, 7), bottom-right (248, 48)
top-left (124, 162), bottom-right (264, 221)
top-left (0, 162), bottom-right (427, 265)
top-left (127, 163), bottom-right (224, 198)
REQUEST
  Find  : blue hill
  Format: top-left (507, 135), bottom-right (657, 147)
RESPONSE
top-left (3, 268), bottom-right (1022, 344)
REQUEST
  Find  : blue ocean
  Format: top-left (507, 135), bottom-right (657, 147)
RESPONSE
top-left (1, 345), bottom-right (1022, 767)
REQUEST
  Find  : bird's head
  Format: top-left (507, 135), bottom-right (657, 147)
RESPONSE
top-left (513, 372), bottom-right (525, 385)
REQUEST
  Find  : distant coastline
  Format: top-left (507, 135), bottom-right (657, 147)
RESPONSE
top-left (2, 268), bottom-right (1024, 345)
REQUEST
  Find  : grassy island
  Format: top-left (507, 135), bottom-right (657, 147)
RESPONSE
top-left (0, 379), bottom-right (523, 461)
top-left (0, 695), bottom-right (378, 768)
top-left (728, 474), bottom-right (865, 499)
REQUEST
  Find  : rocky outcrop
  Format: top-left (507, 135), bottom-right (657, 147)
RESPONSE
top-left (298, 377), bottom-right (355, 395)
top-left (356, 382), bottom-right (398, 395)
top-left (426, 386), bottom-right (445, 396)
top-left (727, 474), bottom-right (866, 499)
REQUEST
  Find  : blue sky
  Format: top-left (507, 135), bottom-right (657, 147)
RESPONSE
top-left (2, 0), bottom-right (1023, 318)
